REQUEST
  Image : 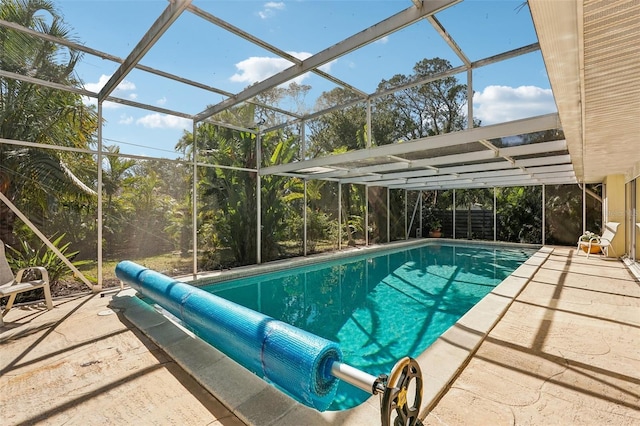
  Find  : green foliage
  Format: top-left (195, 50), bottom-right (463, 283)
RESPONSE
top-left (375, 58), bottom-right (469, 141)
top-left (306, 88), bottom-right (368, 159)
top-left (388, 189), bottom-right (406, 241)
top-left (5, 234), bottom-right (92, 283)
top-left (340, 184), bottom-right (366, 246)
top-left (428, 216), bottom-right (442, 230)
top-left (1, 0), bottom-right (98, 246)
top-left (544, 185), bottom-right (583, 245)
top-left (306, 208), bottom-right (339, 253)
top-left (0, 0), bottom-right (601, 280)
top-left (496, 186), bottom-right (542, 244)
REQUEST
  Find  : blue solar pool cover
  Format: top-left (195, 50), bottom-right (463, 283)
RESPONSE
top-left (115, 261), bottom-right (342, 411)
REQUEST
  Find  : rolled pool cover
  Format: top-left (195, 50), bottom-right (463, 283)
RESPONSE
top-left (115, 260), bottom-right (342, 411)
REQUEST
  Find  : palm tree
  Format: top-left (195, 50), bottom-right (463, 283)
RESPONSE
top-left (0, 0), bottom-right (98, 245)
top-left (102, 145), bottom-right (136, 217)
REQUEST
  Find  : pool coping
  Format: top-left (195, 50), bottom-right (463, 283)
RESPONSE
top-left (110, 240), bottom-right (552, 425)
top-left (186, 238), bottom-right (542, 286)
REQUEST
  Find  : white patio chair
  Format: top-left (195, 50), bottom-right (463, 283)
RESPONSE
top-left (577, 222), bottom-right (620, 258)
top-left (0, 240), bottom-right (53, 326)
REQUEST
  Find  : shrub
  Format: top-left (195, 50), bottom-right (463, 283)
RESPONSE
top-left (5, 234), bottom-right (92, 283)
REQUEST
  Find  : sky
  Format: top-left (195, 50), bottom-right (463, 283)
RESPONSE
top-left (54, 0), bottom-right (556, 159)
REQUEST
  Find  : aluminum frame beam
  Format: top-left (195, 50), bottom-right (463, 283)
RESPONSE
top-left (98, 0), bottom-right (192, 101)
top-left (261, 113), bottom-right (561, 176)
top-left (194, 0), bottom-right (460, 122)
top-left (187, 3), bottom-right (369, 99)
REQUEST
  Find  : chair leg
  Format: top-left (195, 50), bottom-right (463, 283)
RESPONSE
top-left (43, 284), bottom-right (53, 311)
top-left (3, 292), bottom-right (17, 315)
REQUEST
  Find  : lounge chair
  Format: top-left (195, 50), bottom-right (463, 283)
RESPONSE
top-left (0, 240), bottom-right (53, 326)
top-left (577, 222), bottom-right (620, 258)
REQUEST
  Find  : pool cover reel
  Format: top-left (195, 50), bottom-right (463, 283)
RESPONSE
top-left (115, 261), bottom-right (341, 411)
top-left (116, 261), bottom-right (425, 423)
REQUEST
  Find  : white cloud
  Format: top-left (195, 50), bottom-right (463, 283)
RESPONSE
top-left (136, 113), bottom-right (190, 130)
top-left (259, 1), bottom-right (285, 19)
top-left (473, 85), bottom-right (556, 125)
top-left (83, 99), bottom-right (121, 110)
top-left (374, 36), bottom-right (389, 44)
top-left (83, 74), bottom-right (137, 108)
top-left (231, 52), bottom-right (335, 85)
top-left (157, 96), bottom-right (167, 106)
top-left (83, 75), bottom-right (109, 93)
top-left (84, 74), bottom-right (136, 94)
top-left (116, 80), bottom-right (136, 92)
top-left (118, 114), bottom-right (134, 125)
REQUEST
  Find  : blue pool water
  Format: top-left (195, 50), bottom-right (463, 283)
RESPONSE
top-left (201, 242), bottom-right (535, 410)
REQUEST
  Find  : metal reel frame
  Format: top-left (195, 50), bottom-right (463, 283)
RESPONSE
top-left (381, 357), bottom-right (423, 426)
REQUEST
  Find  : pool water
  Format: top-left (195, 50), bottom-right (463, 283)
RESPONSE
top-left (201, 242), bottom-right (535, 410)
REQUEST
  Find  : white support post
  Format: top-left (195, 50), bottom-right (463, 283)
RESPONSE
top-left (338, 183), bottom-right (342, 250)
top-left (453, 189), bottom-right (456, 239)
top-left (467, 69), bottom-right (473, 130)
top-left (387, 187), bottom-right (390, 243)
top-left (582, 182), bottom-right (586, 235)
top-left (419, 191), bottom-right (423, 238)
top-left (256, 132), bottom-right (262, 264)
top-left (542, 184), bottom-right (546, 245)
top-left (404, 189), bottom-right (408, 240)
top-left (192, 121), bottom-right (198, 277)
top-left (365, 186), bottom-right (369, 246)
top-left (97, 102), bottom-right (103, 291)
top-left (304, 180), bottom-right (308, 256)
top-left (493, 187), bottom-right (497, 241)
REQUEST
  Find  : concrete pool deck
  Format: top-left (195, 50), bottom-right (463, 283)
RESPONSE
top-left (1, 246), bottom-right (639, 424)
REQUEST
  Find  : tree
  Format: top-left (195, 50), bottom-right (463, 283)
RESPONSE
top-left (496, 186), bottom-right (542, 243)
top-left (0, 0), bottom-right (98, 246)
top-left (101, 145), bottom-right (136, 251)
top-left (375, 58), bottom-right (469, 141)
top-left (306, 90), bottom-right (369, 247)
top-left (174, 83), bottom-right (320, 267)
top-left (308, 58), bottom-right (472, 244)
top-left (119, 168), bottom-right (175, 257)
top-left (307, 88), bottom-right (368, 158)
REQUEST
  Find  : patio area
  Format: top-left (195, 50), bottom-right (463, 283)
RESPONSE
top-left (1, 245), bottom-right (638, 425)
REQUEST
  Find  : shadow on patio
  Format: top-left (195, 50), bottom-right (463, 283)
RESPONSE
top-left (422, 247), bottom-right (640, 425)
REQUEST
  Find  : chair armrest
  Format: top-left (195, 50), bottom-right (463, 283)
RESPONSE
top-left (15, 266), bottom-right (50, 283)
top-left (578, 237), bottom-right (600, 244)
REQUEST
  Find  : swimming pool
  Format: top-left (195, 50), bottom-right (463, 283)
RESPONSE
top-left (200, 241), bottom-right (536, 410)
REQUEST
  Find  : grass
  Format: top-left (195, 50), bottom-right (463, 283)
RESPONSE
top-left (56, 238), bottom-right (343, 296)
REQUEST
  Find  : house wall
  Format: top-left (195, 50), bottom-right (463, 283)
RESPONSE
top-left (603, 174), bottom-right (626, 257)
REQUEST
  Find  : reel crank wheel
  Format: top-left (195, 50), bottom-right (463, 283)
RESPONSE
top-left (381, 357), bottom-right (423, 426)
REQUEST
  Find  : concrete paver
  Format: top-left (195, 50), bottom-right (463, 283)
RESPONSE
top-left (422, 249), bottom-right (640, 425)
top-left (1, 292), bottom-right (244, 425)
